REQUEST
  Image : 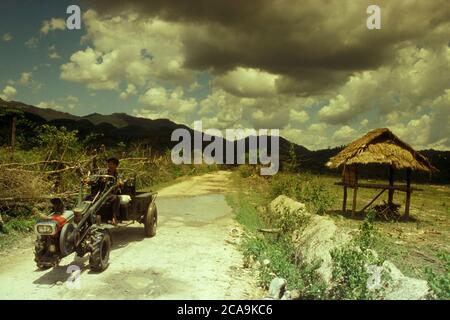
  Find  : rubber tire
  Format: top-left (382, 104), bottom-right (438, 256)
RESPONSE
top-left (144, 203), bottom-right (157, 238)
top-left (89, 231), bottom-right (111, 272)
top-left (59, 223), bottom-right (75, 257)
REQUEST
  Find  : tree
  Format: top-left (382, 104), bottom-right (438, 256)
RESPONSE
top-left (0, 106), bottom-right (23, 160)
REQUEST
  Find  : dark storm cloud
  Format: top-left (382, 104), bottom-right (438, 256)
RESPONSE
top-left (87, 0), bottom-right (450, 95)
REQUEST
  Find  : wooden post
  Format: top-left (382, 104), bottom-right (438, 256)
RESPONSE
top-left (388, 165), bottom-right (394, 205)
top-left (352, 186), bottom-right (358, 215)
top-left (342, 186), bottom-right (348, 212)
top-left (10, 116), bottom-right (16, 161)
top-left (405, 168), bottom-right (411, 217)
top-left (351, 165), bottom-right (358, 215)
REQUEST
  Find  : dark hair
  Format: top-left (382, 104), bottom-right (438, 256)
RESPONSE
top-left (50, 198), bottom-right (63, 205)
top-left (107, 157), bottom-right (120, 166)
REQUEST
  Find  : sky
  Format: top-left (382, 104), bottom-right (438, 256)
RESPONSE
top-left (0, 0), bottom-right (449, 150)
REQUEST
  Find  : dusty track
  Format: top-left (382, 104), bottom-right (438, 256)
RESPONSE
top-left (0, 171), bottom-right (261, 299)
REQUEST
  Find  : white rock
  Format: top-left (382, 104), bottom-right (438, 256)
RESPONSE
top-left (381, 261), bottom-right (430, 300)
top-left (268, 277), bottom-right (287, 299)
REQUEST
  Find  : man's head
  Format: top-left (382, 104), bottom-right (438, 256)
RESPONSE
top-left (107, 157), bottom-right (120, 172)
top-left (50, 198), bottom-right (64, 214)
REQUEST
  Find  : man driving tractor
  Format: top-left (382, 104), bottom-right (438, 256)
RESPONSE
top-left (84, 157), bottom-right (124, 225)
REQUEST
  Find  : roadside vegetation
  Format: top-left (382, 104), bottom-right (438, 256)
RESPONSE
top-left (229, 164), bottom-right (449, 300)
top-left (0, 124), bottom-right (221, 249)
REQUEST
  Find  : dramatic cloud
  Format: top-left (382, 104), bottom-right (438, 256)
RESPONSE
top-left (213, 67), bottom-right (278, 98)
top-left (88, 0), bottom-right (450, 93)
top-left (61, 0), bottom-right (450, 149)
top-left (60, 10), bottom-right (193, 91)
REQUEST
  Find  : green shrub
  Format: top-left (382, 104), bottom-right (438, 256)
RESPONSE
top-left (242, 235), bottom-right (327, 298)
top-left (1, 218), bottom-right (34, 234)
top-left (269, 173), bottom-right (335, 215)
top-left (328, 211), bottom-right (384, 300)
top-left (238, 164), bottom-right (256, 178)
top-left (425, 251), bottom-right (450, 300)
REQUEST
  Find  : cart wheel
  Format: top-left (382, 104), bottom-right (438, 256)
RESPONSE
top-left (144, 203), bottom-right (157, 238)
top-left (89, 230), bottom-right (111, 272)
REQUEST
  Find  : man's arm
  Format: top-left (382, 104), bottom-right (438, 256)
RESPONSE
top-left (32, 207), bottom-right (52, 220)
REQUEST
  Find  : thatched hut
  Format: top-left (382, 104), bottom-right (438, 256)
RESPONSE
top-left (326, 128), bottom-right (437, 217)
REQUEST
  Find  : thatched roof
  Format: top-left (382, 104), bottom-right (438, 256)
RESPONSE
top-left (326, 128), bottom-right (437, 172)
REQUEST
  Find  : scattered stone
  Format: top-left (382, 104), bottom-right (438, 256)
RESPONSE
top-left (263, 259), bottom-right (270, 266)
top-left (56, 281), bottom-right (63, 286)
top-left (253, 261), bottom-right (261, 269)
top-left (281, 290), bottom-right (291, 300)
top-left (268, 277), bottom-right (287, 299)
top-left (290, 289), bottom-right (301, 300)
top-left (381, 261), bottom-right (430, 300)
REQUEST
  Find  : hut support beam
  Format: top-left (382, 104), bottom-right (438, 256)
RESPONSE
top-left (405, 168), bottom-right (411, 217)
top-left (342, 186), bottom-right (348, 212)
top-left (352, 187), bottom-right (358, 215)
top-left (388, 165), bottom-right (394, 205)
top-left (361, 188), bottom-right (387, 212)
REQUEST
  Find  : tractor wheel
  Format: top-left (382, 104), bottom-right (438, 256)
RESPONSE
top-left (89, 230), bottom-right (111, 272)
top-left (59, 223), bottom-right (75, 257)
top-left (144, 203), bottom-right (157, 238)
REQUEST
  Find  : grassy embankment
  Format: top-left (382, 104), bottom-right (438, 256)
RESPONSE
top-left (227, 166), bottom-right (449, 299)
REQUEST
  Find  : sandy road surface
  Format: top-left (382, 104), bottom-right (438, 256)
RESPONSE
top-left (0, 171), bottom-right (261, 299)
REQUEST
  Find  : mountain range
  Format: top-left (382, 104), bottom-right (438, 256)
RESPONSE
top-left (1, 98), bottom-right (449, 183)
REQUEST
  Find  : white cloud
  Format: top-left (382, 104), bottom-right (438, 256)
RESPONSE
top-left (60, 10), bottom-right (193, 91)
top-left (332, 125), bottom-right (357, 144)
top-left (40, 18), bottom-right (65, 35)
top-left (49, 46), bottom-right (62, 59)
top-left (49, 52), bottom-right (61, 59)
top-left (289, 109), bottom-right (310, 124)
top-left (11, 72), bottom-right (43, 93)
top-left (25, 37), bottom-right (39, 48)
top-left (119, 84), bottom-right (137, 100)
top-left (318, 94), bottom-right (352, 124)
top-left (139, 87), bottom-right (197, 115)
top-left (2, 33), bottom-right (13, 42)
top-left (36, 101), bottom-right (64, 111)
top-left (61, 47), bottom-right (121, 90)
top-left (214, 67), bottom-right (278, 98)
top-left (360, 118), bottom-right (369, 127)
top-left (0, 85), bottom-right (17, 101)
top-left (18, 72), bottom-right (32, 86)
top-left (65, 95), bottom-right (79, 110)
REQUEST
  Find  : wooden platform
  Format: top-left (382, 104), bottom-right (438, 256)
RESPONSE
top-left (334, 182), bottom-right (422, 192)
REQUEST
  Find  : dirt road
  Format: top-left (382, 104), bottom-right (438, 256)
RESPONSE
top-left (0, 171), bottom-right (261, 299)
